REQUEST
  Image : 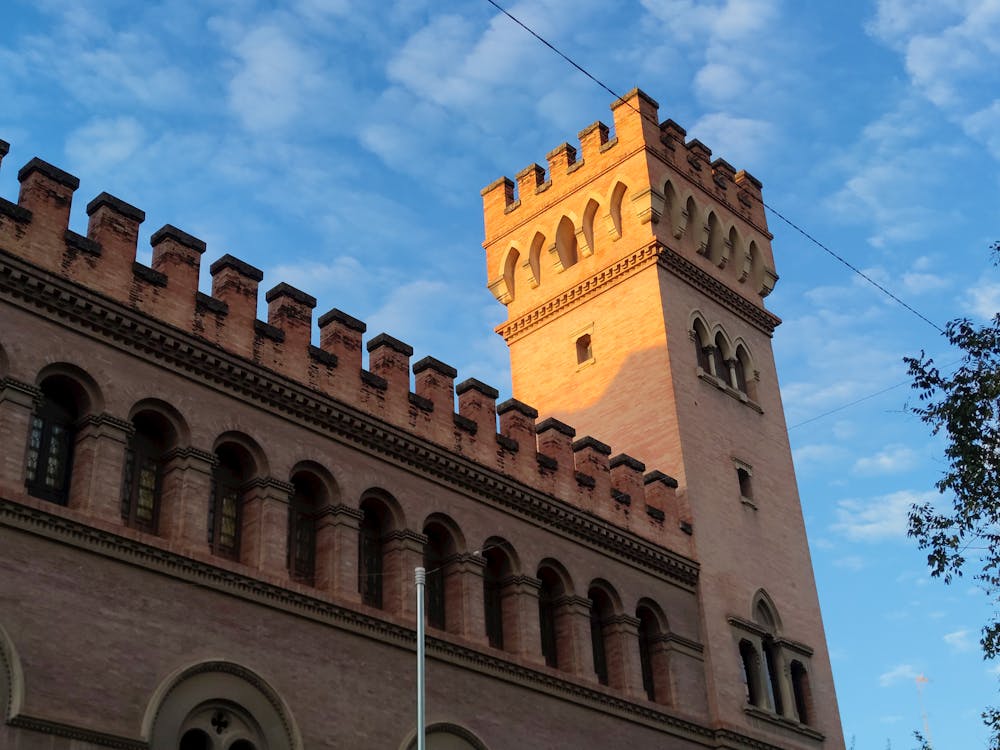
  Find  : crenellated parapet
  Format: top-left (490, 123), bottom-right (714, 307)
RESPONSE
top-left (0, 142), bottom-right (691, 551)
top-left (481, 88), bottom-right (779, 321)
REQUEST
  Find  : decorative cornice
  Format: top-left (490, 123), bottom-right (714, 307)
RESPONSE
top-left (496, 242), bottom-right (661, 343)
top-left (0, 249), bottom-right (699, 588)
top-left (657, 244), bottom-right (781, 336)
top-left (742, 705), bottom-right (826, 743)
top-left (8, 714), bottom-right (146, 749)
top-left (0, 496), bottom-right (772, 749)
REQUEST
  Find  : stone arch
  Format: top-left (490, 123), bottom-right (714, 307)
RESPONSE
top-left (535, 557), bottom-right (574, 596)
top-left (288, 460), bottom-right (339, 505)
top-left (213, 431), bottom-right (269, 479)
top-left (663, 179), bottom-right (685, 239)
top-left (554, 215), bottom-right (578, 270)
top-left (711, 328), bottom-right (733, 383)
top-left (0, 624), bottom-right (24, 721)
top-left (401, 722), bottom-right (490, 750)
top-left (358, 487), bottom-right (405, 610)
top-left (635, 598), bottom-right (670, 705)
top-left (635, 596), bottom-right (670, 633)
top-left (422, 513), bottom-right (467, 633)
top-left (287, 461), bottom-right (337, 584)
top-left (747, 240), bottom-right (763, 291)
top-left (607, 180), bottom-right (627, 240)
top-left (586, 578), bottom-right (623, 688)
top-left (34, 361), bottom-right (104, 416)
top-left (536, 558), bottom-right (575, 670)
top-left (751, 589), bottom-right (782, 634)
top-left (526, 231), bottom-right (545, 287)
top-left (492, 244), bottom-right (520, 304)
top-left (732, 339), bottom-right (756, 398)
top-left (143, 660), bottom-right (301, 750)
top-left (690, 312), bottom-right (712, 374)
top-left (581, 196), bottom-right (600, 256)
top-left (724, 224), bottom-right (741, 270)
top-left (701, 211), bottom-right (724, 265)
top-left (209, 432), bottom-right (267, 561)
top-left (360, 486), bottom-right (406, 530)
top-left (481, 536), bottom-right (519, 651)
top-left (129, 397), bottom-right (191, 447)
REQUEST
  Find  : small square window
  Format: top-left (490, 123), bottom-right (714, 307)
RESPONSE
top-left (575, 333), bottom-right (593, 364)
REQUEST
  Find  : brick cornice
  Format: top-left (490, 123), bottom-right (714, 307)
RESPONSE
top-left (496, 242), bottom-right (662, 343)
top-left (495, 241), bottom-right (780, 345)
top-left (656, 244), bottom-right (781, 336)
top-left (0, 248), bottom-right (698, 588)
top-left (0, 496), bottom-right (781, 750)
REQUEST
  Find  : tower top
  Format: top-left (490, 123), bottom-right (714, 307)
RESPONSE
top-left (481, 88), bottom-right (779, 325)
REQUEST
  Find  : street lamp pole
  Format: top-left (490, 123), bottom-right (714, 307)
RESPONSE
top-left (415, 567), bottom-right (426, 750)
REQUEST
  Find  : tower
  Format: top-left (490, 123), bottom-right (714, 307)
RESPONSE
top-left (483, 89), bottom-right (844, 747)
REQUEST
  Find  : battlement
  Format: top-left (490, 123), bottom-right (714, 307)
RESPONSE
top-left (481, 89), bottom-right (779, 318)
top-left (0, 142), bottom-right (692, 553)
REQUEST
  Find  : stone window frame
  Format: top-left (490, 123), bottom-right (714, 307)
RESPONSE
top-left (571, 322), bottom-right (596, 370)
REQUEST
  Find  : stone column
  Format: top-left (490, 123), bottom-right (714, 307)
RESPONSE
top-left (159, 447), bottom-right (215, 552)
top-left (0, 378), bottom-right (39, 494)
top-left (240, 477), bottom-right (294, 578)
top-left (382, 529), bottom-right (427, 619)
top-left (314, 503), bottom-right (363, 603)
top-left (725, 358), bottom-right (739, 389)
top-left (447, 552), bottom-right (486, 644)
top-left (502, 575), bottom-right (543, 662)
top-left (773, 645), bottom-right (795, 719)
top-left (70, 413), bottom-right (132, 522)
top-left (605, 614), bottom-right (645, 699)
top-left (559, 595), bottom-right (594, 677)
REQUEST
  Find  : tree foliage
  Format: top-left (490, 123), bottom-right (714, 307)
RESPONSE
top-left (905, 241), bottom-right (1000, 746)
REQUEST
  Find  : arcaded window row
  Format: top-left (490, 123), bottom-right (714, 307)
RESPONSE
top-left (20, 368), bottom-right (681, 705)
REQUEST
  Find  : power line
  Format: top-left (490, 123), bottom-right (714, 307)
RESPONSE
top-left (482, 0), bottom-right (946, 337)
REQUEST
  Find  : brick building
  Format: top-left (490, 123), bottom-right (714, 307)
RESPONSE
top-left (0, 88), bottom-right (843, 749)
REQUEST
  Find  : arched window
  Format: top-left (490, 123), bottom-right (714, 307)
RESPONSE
top-left (288, 472), bottom-right (323, 584)
top-left (791, 660), bottom-right (812, 724)
top-left (25, 376), bottom-right (84, 505)
top-left (735, 344), bottom-right (755, 399)
top-left (713, 332), bottom-right (729, 383)
top-left (537, 565), bottom-right (565, 669)
top-left (763, 638), bottom-right (783, 714)
top-left (739, 639), bottom-right (763, 707)
top-left (179, 728), bottom-right (212, 750)
top-left (358, 498), bottom-right (389, 608)
top-left (482, 546), bottom-right (512, 650)
top-left (555, 215), bottom-right (578, 269)
top-left (636, 606), bottom-right (659, 701)
top-left (122, 410), bottom-right (175, 533)
top-left (423, 521), bottom-right (457, 631)
top-left (693, 320), bottom-right (711, 372)
top-left (209, 443), bottom-right (255, 560)
top-left (588, 586), bottom-right (613, 686)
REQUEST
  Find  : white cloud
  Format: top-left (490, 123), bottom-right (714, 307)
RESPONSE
top-left (65, 116), bottom-right (145, 174)
top-left (833, 555), bottom-right (866, 572)
top-left (852, 444), bottom-right (918, 475)
top-left (879, 662), bottom-right (920, 687)
top-left (965, 278), bottom-right (1000, 319)
top-left (902, 271), bottom-right (950, 295)
top-left (943, 628), bottom-right (974, 652)
top-left (832, 490), bottom-right (930, 541)
top-left (793, 443), bottom-right (848, 468)
top-left (688, 113), bottom-right (776, 166)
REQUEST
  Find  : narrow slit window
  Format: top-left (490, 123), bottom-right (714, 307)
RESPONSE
top-left (576, 333), bottom-right (593, 364)
top-left (738, 467), bottom-right (753, 501)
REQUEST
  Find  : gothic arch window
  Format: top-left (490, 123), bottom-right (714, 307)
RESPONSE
top-left (500, 246), bottom-right (519, 303)
top-left (703, 211), bottom-right (724, 264)
top-left (145, 661), bottom-right (299, 750)
top-left (754, 596), bottom-right (785, 714)
top-left (209, 441), bottom-right (258, 561)
top-left (713, 332), bottom-right (730, 384)
top-left (122, 409), bottom-right (177, 533)
top-left (692, 318), bottom-right (711, 372)
top-left (527, 232), bottom-right (545, 286)
top-left (287, 471), bottom-right (325, 584)
top-left (582, 197), bottom-right (599, 254)
top-left (25, 374), bottom-right (88, 505)
top-left (609, 181), bottom-right (627, 239)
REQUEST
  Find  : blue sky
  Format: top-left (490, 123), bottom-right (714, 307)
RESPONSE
top-left (2, 1), bottom-right (999, 747)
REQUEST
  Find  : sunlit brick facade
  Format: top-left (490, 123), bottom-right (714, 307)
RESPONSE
top-left (0, 89), bottom-right (841, 749)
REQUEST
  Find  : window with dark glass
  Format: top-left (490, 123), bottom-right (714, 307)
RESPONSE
top-left (358, 500), bottom-right (385, 608)
top-left (121, 412), bottom-right (172, 533)
top-left (694, 328), bottom-right (711, 372)
top-left (738, 467), bottom-right (753, 501)
top-left (423, 523), bottom-right (450, 630)
top-left (537, 569), bottom-right (560, 668)
top-left (713, 333), bottom-right (728, 383)
top-left (763, 638), bottom-right (783, 714)
top-left (483, 548), bottom-right (508, 650)
top-left (287, 473), bottom-right (321, 584)
top-left (588, 588), bottom-right (611, 686)
top-left (25, 378), bottom-right (80, 505)
top-left (209, 444), bottom-right (251, 560)
top-left (637, 607), bottom-right (658, 701)
top-left (734, 353), bottom-right (748, 393)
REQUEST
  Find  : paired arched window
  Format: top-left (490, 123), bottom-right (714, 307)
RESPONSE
top-left (122, 410), bottom-right (175, 533)
top-left (209, 443), bottom-right (256, 560)
top-left (588, 586), bottom-right (613, 686)
top-left (25, 376), bottom-right (83, 505)
top-left (739, 639), bottom-right (763, 707)
top-left (537, 565), bottom-right (565, 669)
top-left (791, 659), bottom-right (812, 724)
